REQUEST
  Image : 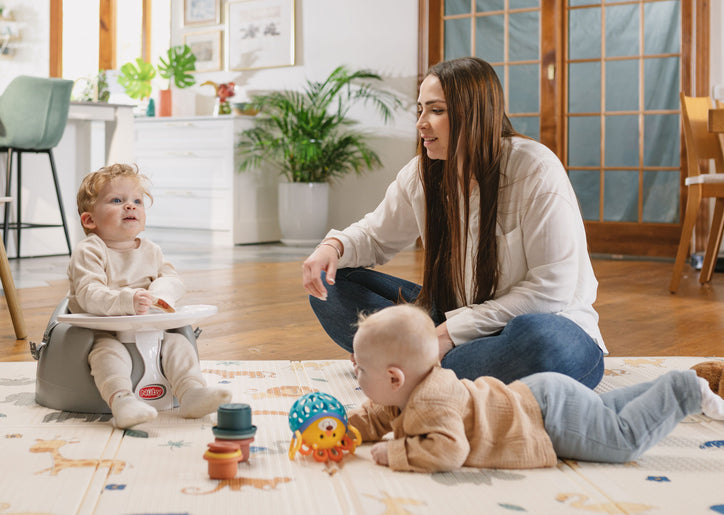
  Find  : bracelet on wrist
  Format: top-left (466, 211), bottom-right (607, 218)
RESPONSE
top-left (317, 241), bottom-right (341, 259)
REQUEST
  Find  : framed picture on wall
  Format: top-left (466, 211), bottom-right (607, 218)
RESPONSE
top-left (184, 30), bottom-right (223, 72)
top-left (226, 0), bottom-right (295, 71)
top-left (184, 0), bottom-right (221, 26)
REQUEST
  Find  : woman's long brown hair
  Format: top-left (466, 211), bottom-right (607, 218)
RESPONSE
top-left (415, 57), bottom-right (518, 314)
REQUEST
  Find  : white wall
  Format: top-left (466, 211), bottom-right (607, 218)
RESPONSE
top-left (168, 0), bottom-right (420, 231)
top-left (0, 0), bottom-right (50, 90)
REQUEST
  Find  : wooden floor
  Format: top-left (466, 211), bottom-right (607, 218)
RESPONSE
top-left (1, 249), bottom-right (724, 362)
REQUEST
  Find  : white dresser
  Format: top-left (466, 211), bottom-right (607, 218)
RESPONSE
top-left (134, 116), bottom-right (280, 245)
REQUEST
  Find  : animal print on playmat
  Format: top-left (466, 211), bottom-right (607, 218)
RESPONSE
top-left (0, 357), bottom-right (723, 514)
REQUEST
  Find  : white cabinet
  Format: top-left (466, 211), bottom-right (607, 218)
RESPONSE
top-left (134, 116), bottom-right (280, 245)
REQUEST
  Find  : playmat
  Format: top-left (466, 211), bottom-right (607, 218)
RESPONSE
top-left (1, 356), bottom-right (723, 515)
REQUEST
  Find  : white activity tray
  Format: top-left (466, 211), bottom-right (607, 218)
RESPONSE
top-left (57, 304), bottom-right (218, 332)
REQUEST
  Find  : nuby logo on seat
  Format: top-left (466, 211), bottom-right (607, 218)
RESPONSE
top-left (138, 384), bottom-right (166, 400)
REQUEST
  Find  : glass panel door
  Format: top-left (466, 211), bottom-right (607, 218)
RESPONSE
top-left (428, 0), bottom-right (690, 256)
top-left (443, 0), bottom-right (542, 140)
top-left (565, 0), bottom-right (682, 255)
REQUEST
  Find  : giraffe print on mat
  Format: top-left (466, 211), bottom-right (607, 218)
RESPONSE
top-left (29, 438), bottom-right (125, 476)
top-left (182, 476), bottom-right (292, 495)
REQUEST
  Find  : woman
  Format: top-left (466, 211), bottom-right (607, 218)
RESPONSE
top-left (302, 57), bottom-right (606, 388)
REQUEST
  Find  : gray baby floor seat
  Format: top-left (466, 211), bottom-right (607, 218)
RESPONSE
top-left (32, 297), bottom-right (198, 414)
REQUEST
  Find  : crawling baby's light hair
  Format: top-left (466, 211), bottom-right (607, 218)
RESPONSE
top-left (77, 163), bottom-right (152, 234)
top-left (355, 304), bottom-right (439, 371)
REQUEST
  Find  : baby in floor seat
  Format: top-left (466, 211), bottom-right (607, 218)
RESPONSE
top-left (67, 163), bottom-right (231, 428)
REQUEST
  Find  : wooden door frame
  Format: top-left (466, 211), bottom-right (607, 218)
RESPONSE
top-left (49, 0), bottom-right (62, 77)
top-left (49, 0), bottom-right (153, 78)
top-left (418, 0), bottom-right (562, 155)
top-left (418, 0), bottom-right (441, 89)
top-left (691, 0), bottom-right (711, 253)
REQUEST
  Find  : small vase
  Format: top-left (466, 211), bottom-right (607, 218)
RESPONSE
top-left (145, 98), bottom-right (155, 117)
top-left (158, 89), bottom-right (172, 117)
top-left (214, 99), bottom-right (232, 116)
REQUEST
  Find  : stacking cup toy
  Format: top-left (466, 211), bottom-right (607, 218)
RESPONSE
top-left (212, 403), bottom-right (257, 462)
top-left (203, 442), bottom-right (243, 479)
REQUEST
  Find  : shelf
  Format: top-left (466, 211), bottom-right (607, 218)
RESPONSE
top-left (0, 14), bottom-right (20, 58)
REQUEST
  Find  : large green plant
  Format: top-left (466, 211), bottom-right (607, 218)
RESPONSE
top-left (236, 66), bottom-right (402, 183)
top-left (158, 44), bottom-right (196, 89)
top-left (118, 58), bottom-right (156, 100)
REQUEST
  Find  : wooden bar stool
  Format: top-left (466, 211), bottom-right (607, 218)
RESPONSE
top-left (0, 196), bottom-right (27, 339)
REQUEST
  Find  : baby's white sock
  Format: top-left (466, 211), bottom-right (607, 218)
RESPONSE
top-left (698, 377), bottom-right (724, 420)
top-left (179, 386), bottom-right (232, 419)
top-left (111, 391), bottom-right (157, 429)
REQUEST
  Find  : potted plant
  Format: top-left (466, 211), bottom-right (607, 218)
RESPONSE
top-left (236, 66), bottom-right (402, 245)
top-left (118, 58), bottom-right (156, 115)
top-left (73, 70), bottom-right (110, 103)
top-left (201, 80), bottom-right (236, 116)
top-left (157, 44), bottom-right (197, 117)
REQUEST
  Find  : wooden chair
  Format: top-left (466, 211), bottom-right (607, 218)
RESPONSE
top-left (716, 99), bottom-right (724, 149)
top-left (0, 196), bottom-right (27, 339)
top-left (670, 93), bottom-right (724, 293)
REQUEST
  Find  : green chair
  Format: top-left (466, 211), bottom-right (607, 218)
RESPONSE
top-left (0, 75), bottom-right (73, 258)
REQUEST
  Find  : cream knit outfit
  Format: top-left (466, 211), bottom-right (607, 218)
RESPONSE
top-left (68, 234), bottom-right (205, 404)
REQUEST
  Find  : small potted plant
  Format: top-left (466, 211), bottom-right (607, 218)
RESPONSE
top-left (73, 70), bottom-right (110, 103)
top-left (118, 58), bottom-right (156, 115)
top-left (156, 44), bottom-right (197, 117)
top-left (201, 80), bottom-right (236, 116)
top-left (236, 66), bottom-right (402, 245)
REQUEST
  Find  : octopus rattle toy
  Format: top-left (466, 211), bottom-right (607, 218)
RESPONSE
top-left (288, 392), bottom-right (362, 463)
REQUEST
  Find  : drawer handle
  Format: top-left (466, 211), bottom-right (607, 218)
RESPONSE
top-left (163, 122), bottom-right (194, 127)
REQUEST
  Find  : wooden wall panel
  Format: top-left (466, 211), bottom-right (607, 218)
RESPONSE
top-left (99, 0), bottom-right (116, 71)
top-left (49, 0), bottom-right (62, 77)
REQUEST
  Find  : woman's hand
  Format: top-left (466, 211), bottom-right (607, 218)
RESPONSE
top-left (436, 321), bottom-right (455, 360)
top-left (370, 441), bottom-right (390, 466)
top-left (302, 243), bottom-right (340, 300)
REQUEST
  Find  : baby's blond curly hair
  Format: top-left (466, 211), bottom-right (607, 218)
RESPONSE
top-left (77, 163), bottom-right (153, 234)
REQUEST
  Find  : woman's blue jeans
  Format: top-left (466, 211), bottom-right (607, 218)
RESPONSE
top-left (309, 267), bottom-right (604, 388)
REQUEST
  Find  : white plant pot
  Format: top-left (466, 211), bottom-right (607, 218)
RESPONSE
top-left (171, 88), bottom-right (196, 117)
top-left (278, 182), bottom-right (329, 246)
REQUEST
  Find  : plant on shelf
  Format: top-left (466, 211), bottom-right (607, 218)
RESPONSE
top-left (73, 70), bottom-right (110, 103)
top-left (201, 80), bottom-right (236, 116)
top-left (158, 44), bottom-right (197, 89)
top-left (156, 44), bottom-right (197, 117)
top-left (118, 58), bottom-right (156, 101)
top-left (235, 65), bottom-right (402, 244)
